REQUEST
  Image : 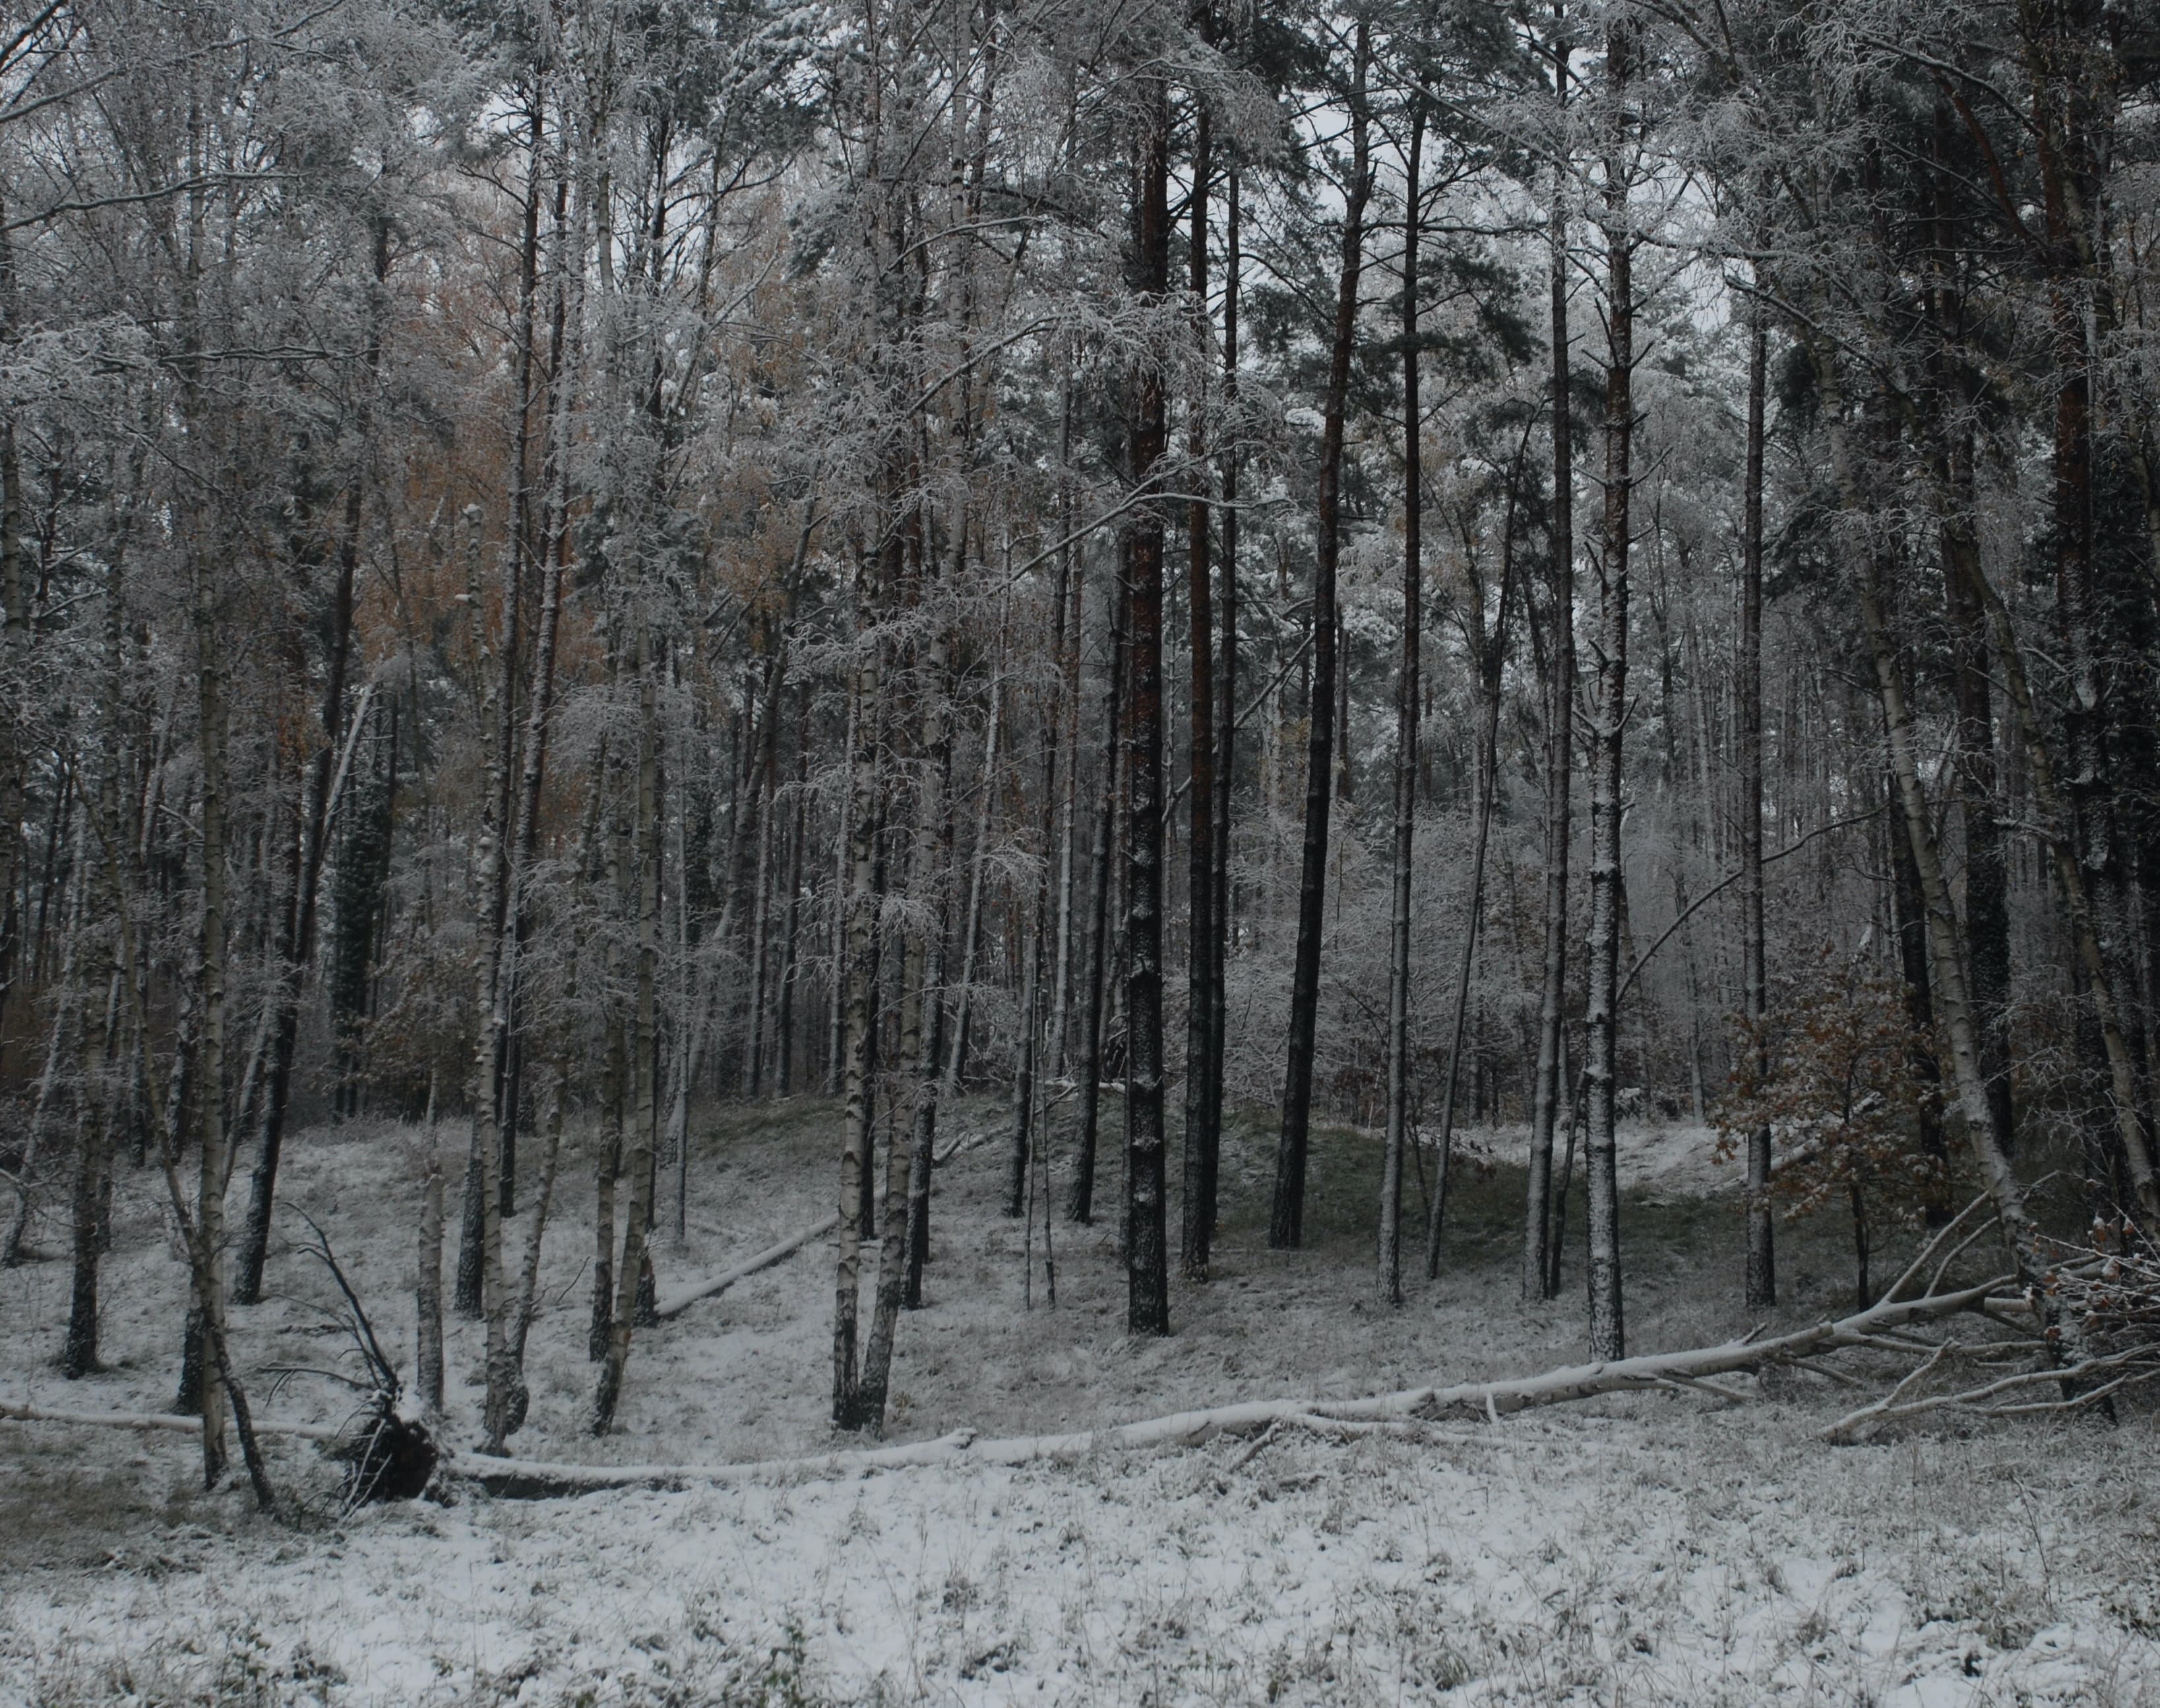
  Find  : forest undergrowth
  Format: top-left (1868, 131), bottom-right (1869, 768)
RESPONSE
top-left (4, 1099), bottom-right (2157, 1705)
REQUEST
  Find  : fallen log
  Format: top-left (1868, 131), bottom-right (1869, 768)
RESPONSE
top-left (0, 1210), bottom-right (2047, 1499)
top-left (446, 1269), bottom-right (2016, 1496)
top-left (653, 1215), bottom-right (839, 1321)
top-left (1, 1399), bottom-right (344, 1444)
top-left (653, 1130), bottom-right (985, 1322)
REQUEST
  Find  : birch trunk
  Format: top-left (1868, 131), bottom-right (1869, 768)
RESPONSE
top-left (832, 626), bottom-right (883, 1424)
top-left (1582, 15), bottom-right (1636, 1361)
top-left (592, 629), bottom-right (662, 1434)
top-left (510, 1060), bottom-right (566, 1372)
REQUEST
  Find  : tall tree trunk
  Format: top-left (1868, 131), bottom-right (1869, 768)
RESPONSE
top-left (493, 107), bottom-right (549, 1220)
top-left (1940, 468), bottom-right (2014, 1150)
top-left (1888, 780), bottom-right (1951, 1223)
top-left (1525, 137), bottom-right (1575, 1304)
top-left (1124, 68), bottom-right (1174, 1335)
top-left (1068, 577), bottom-right (1125, 1225)
top-left (456, 503), bottom-right (512, 1320)
top-left (1181, 91), bottom-right (1219, 1283)
top-left (1272, 22), bottom-right (1370, 1249)
top-left (1582, 16), bottom-right (1636, 1362)
top-left (1208, 161), bottom-right (1240, 1193)
top-left (1426, 561), bottom-right (1506, 1277)
top-left (590, 1015), bottom-right (623, 1363)
top-left (903, 621), bottom-right (955, 1309)
top-left (866, 595), bottom-right (950, 1398)
top-left (510, 1058), bottom-right (567, 1374)
top-left (1380, 107), bottom-right (1423, 1308)
top-left (1818, 357), bottom-right (2110, 1314)
top-left (192, 549), bottom-right (231, 1484)
top-left (1921, 111), bottom-right (2017, 1155)
top-left (1959, 530), bottom-right (2160, 1226)
top-left (832, 613), bottom-right (884, 1423)
top-left (744, 547), bottom-right (803, 1094)
top-left (942, 671), bottom-right (999, 1098)
top-left (235, 214), bottom-right (389, 1305)
top-left (593, 628), bottom-right (663, 1434)
top-left (2026, 1), bottom-right (2128, 1204)
top-left (776, 762), bottom-right (807, 1097)
top-left (416, 1142), bottom-right (444, 1414)
top-left (1739, 311), bottom-right (1774, 1310)
top-left (61, 1008), bottom-right (109, 1379)
top-left (62, 559), bottom-right (127, 1377)
top-left (0, 425), bottom-right (22, 1060)
top-left (1008, 572), bottom-right (1066, 1219)
top-left (827, 688), bottom-right (856, 1097)
top-left (1049, 563), bottom-right (1084, 1081)
top-left (133, 866), bottom-right (274, 1511)
top-left (0, 198), bottom-right (32, 1083)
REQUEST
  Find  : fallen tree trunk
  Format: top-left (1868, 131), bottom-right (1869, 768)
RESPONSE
top-left (0, 1275), bottom-right (2020, 1496)
top-left (1, 1399), bottom-right (343, 1443)
top-left (656, 1129), bottom-right (983, 1322)
top-left (4, 1207), bottom-right (2072, 1498)
top-left (654, 1215), bottom-right (839, 1320)
top-left (448, 1267), bottom-right (2019, 1496)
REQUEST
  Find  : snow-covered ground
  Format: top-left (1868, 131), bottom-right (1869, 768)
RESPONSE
top-left (4, 1100), bottom-right (2157, 1704)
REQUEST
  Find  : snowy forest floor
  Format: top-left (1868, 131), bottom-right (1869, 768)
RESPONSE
top-left (5, 1097), bottom-right (2159, 1705)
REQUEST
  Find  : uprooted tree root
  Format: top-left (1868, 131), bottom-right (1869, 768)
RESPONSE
top-left (282, 1209), bottom-right (438, 1510)
top-left (336, 1403), bottom-right (439, 1507)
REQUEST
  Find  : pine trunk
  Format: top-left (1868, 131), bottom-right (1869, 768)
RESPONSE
top-left (1740, 313), bottom-right (1774, 1309)
top-left (1272, 23), bottom-right (1369, 1249)
top-left (193, 551), bottom-right (231, 1484)
top-left (1380, 108), bottom-right (1423, 1307)
top-left (1068, 578), bottom-right (1125, 1225)
top-left (1181, 96), bottom-right (1218, 1283)
top-left (1208, 162), bottom-right (1240, 1204)
top-left (416, 1145), bottom-right (444, 1414)
top-left (942, 673), bottom-right (999, 1099)
top-left (1124, 69), bottom-right (1173, 1335)
top-left (904, 625), bottom-right (955, 1308)
top-left (1525, 147), bottom-right (1574, 1304)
